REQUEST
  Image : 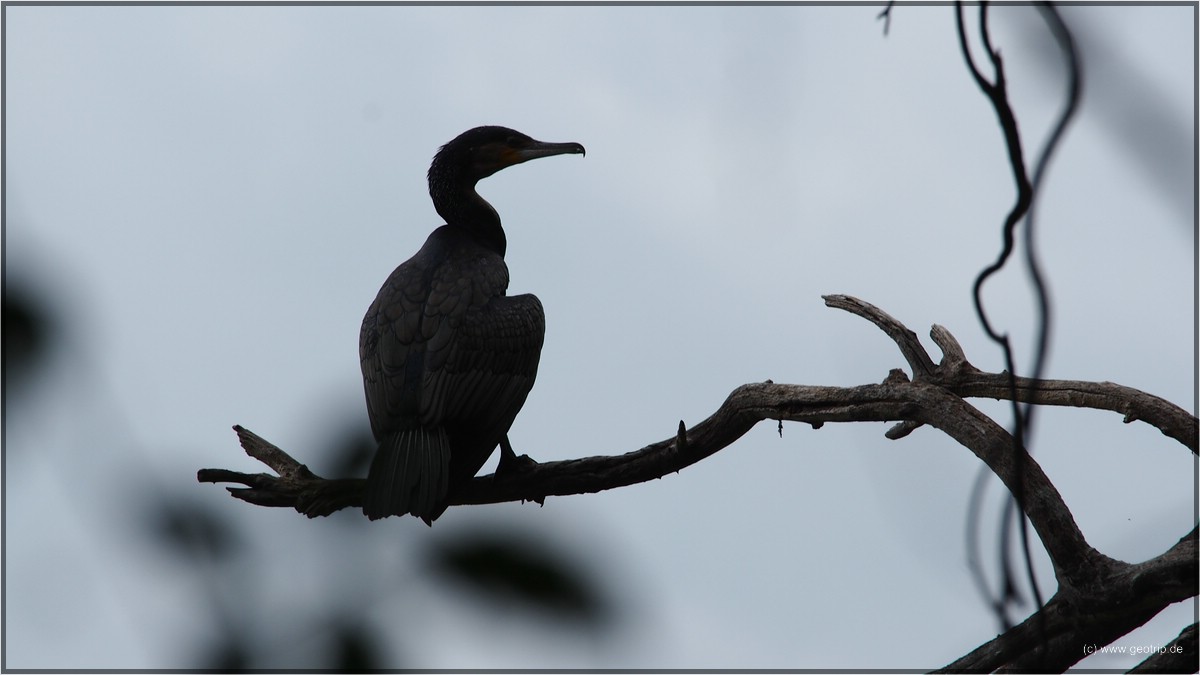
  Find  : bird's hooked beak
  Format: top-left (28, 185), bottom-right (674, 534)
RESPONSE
top-left (513, 139), bottom-right (586, 163)
top-left (485, 138), bottom-right (585, 177)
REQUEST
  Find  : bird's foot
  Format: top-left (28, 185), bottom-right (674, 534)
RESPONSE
top-left (497, 436), bottom-right (543, 506)
top-left (497, 435), bottom-right (538, 478)
top-left (497, 451), bottom-right (538, 478)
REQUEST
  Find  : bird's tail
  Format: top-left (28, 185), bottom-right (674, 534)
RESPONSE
top-left (364, 428), bottom-right (450, 522)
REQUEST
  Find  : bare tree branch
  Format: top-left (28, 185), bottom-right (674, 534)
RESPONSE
top-left (824, 295), bottom-right (1197, 452)
top-left (199, 296), bottom-right (1194, 532)
top-left (1129, 622), bottom-right (1198, 673)
top-left (197, 294), bottom-right (1197, 670)
top-left (938, 528), bottom-right (1197, 673)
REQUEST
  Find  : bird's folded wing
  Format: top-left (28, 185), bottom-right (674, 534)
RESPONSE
top-left (421, 293), bottom-right (545, 433)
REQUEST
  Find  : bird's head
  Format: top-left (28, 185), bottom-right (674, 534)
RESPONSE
top-left (429, 126), bottom-right (586, 185)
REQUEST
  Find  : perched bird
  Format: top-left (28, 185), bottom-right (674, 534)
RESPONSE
top-left (359, 126), bottom-right (585, 522)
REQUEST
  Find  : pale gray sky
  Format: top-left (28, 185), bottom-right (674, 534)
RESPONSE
top-left (4, 3), bottom-right (1195, 669)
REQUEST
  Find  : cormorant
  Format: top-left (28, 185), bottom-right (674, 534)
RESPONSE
top-left (360, 126), bottom-right (585, 522)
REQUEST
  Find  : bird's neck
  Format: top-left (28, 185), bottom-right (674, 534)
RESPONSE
top-left (429, 169), bottom-right (507, 256)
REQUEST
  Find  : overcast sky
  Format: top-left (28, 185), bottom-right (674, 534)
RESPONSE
top-left (4, 3), bottom-right (1195, 670)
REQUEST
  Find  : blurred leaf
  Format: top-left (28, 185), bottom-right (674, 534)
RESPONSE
top-left (4, 286), bottom-right (52, 391)
top-left (330, 620), bottom-right (384, 671)
top-left (148, 498), bottom-right (240, 560)
top-left (430, 533), bottom-right (609, 627)
top-left (199, 636), bottom-right (250, 670)
top-left (326, 424), bottom-right (375, 479)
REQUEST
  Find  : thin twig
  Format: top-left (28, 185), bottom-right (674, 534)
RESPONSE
top-left (956, 0), bottom-right (1071, 624)
top-left (877, 0), bottom-right (897, 36)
